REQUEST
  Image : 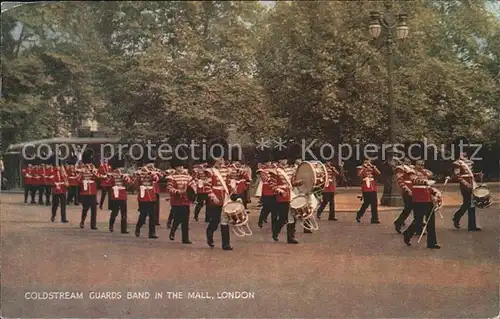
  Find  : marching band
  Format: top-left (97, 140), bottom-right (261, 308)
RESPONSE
top-left (19, 149), bottom-right (492, 251)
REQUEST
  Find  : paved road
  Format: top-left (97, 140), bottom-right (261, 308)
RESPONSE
top-left (1, 194), bottom-right (499, 318)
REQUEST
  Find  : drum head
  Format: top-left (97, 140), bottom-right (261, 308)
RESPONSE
top-left (224, 201), bottom-right (244, 213)
top-left (290, 195), bottom-right (308, 208)
top-left (427, 180), bottom-right (436, 186)
top-left (473, 186), bottom-right (489, 197)
top-left (295, 162), bottom-right (315, 193)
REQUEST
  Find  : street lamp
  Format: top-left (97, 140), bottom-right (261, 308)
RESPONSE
top-left (368, 1), bottom-right (409, 206)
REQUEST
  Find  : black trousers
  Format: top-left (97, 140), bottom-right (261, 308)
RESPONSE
top-left (110, 200), bottom-right (128, 233)
top-left (29, 185), bottom-right (38, 203)
top-left (80, 195), bottom-right (98, 228)
top-left (317, 192), bottom-right (335, 219)
top-left (136, 201), bottom-right (156, 237)
top-left (258, 195), bottom-right (276, 225)
top-left (67, 186), bottom-right (80, 205)
top-left (394, 193), bottom-right (413, 229)
top-left (99, 187), bottom-right (110, 210)
top-left (206, 205), bottom-right (231, 248)
top-left (24, 185), bottom-right (34, 202)
top-left (356, 191), bottom-right (379, 221)
top-left (194, 193), bottom-right (209, 221)
top-left (51, 193), bottom-right (67, 221)
top-left (453, 186), bottom-right (478, 229)
top-left (274, 202), bottom-right (295, 241)
top-left (405, 202), bottom-right (437, 248)
top-left (154, 194), bottom-right (160, 225)
top-left (170, 205), bottom-right (190, 242)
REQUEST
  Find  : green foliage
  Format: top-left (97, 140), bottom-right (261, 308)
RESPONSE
top-left (1, 0), bottom-right (499, 151)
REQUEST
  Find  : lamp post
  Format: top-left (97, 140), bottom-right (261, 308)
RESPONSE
top-left (368, 1), bottom-right (409, 206)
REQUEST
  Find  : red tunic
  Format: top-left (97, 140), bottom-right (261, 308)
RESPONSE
top-left (227, 165), bottom-right (251, 194)
top-left (98, 164), bottom-right (113, 187)
top-left (51, 171), bottom-right (68, 194)
top-left (269, 165), bottom-right (300, 203)
top-left (23, 167), bottom-right (34, 186)
top-left (193, 165), bottom-right (211, 194)
top-left (44, 167), bottom-right (55, 187)
top-left (206, 167), bottom-right (231, 207)
top-left (67, 167), bottom-right (80, 186)
top-left (324, 163), bottom-right (340, 193)
top-left (167, 172), bottom-right (194, 206)
top-left (258, 166), bottom-right (274, 196)
top-left (409, 168), bottom-right (436, 203)
top-left (79, 170), bottom-right (98, 196)
top-left (136, 174), bottom-right (159, 202)
top-left (453, 159), bottom-right (481, 190)
top-left (109, 172), bottom-right (131, 201)
top-left (357, 165), bottom-right (380, 192)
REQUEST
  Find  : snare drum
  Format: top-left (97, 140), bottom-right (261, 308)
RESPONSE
top-left (294, 161), bottom-right (328, 194)
top-left (223, 201), bottom-right (247, 226)
top-left (473, 184), bottom-right (491, 209)
top-left (290, 195), bottom-right (310, 219)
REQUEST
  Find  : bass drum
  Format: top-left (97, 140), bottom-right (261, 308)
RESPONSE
top-left (294, 161), bottom-right (328, 194)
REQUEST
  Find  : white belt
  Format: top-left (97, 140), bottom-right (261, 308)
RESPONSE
top-left (461, 174), bottom-right (473, 177)
top-left (363, 177), bottom-right (374, 188)
top-left (404, 180), bottom-right (411, 183)
top-left (412, 186), bottom-right (429, 189)
top-left (212, 186), bottom-right (225, 191)
top-left (83, 180), bottom-right (94, 191)
top-left (112, 186), bottom-right (125, 198)
top-left (230, 179), bottom-right (237, 191)
top-left (197, 180), bottom-right (203, 188)
top-left (140, 186), bottom-right (153, 198)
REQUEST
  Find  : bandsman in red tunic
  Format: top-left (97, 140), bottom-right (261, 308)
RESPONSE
top-left (452, 152), bottom-right (482, 231)
top-left (402, 160), bottom-right (440, 249)
top-left (145, 163), bottom-right (162, 226)
top-left (134, 166), bottom-right (160, 239)
top-left (78, 163), bottom-right (99, 230)
top-left (256, 150), bottom-right (274, 228)
top-left (355, 159), bottom-right (381, 224)
top-left (108, 168), bottom-right (131, 233)
top-left (23, 164), bottom-right (35, 204)
top-left (164, 168), bottom-right (177, 228)
top-left (98, 160), bottom-right (113, 210)
top-left (167, 156), bottom-right (195, 244)
top-left (268, 151), bottom-right (301, 244)
top-left (66, 164), bottom-right (80, 205)
top-left (43, 164), bottom-right (54, 206)
top-left (393, 158), bottom-right (414, 233)
top-left (316, 160), bottom-right (342, 221)
top-left (51, 166), bottom-right (69, 223)
top-left (205, 156), bottom-right (233, 250)
top-left (192, 162), bottom-right (210, 222)
top-left (33, 164), bottom-right (44, 204)
top-left (227, 156), bottom-right (251, 213)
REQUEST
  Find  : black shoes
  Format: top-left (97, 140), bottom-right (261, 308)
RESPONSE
top-left (182, 240), bottom-right (192, 244)
top-left (355, 216), bottom-right (361, 223)
top-left (91, 227), bottom-right (98, 230)
top-left (468, 227), bottom-right (482, 231)
top-left (287, 239), bottom-right (299, 244)
top-left (149, 235), bottom-right (158, 239)
top-left (394, 221), bottom-right (402, 234)
top-left (403, 231), bottom-right (411, 246)
top-left (371, 220), bottom-right (380, 224)
top-left (169, 233), bottom-right (175, 241)
top-left (328, 217), bottom-right (338, 221)
top-left (61, 220), bottom-right (69, 223)
top-left (428, 245), bottom-right (441, 249)
top-left (222, 246), bottom-right (233, 251)
top-left (79, 222), bottom-right (84, 229)
top-left (453, 218), bottom-right (460, 229)
top-left (51, 216), bottom-right (55, 222)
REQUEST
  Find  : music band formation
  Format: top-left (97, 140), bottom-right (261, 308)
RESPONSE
top-left (20, 149), bottom-right (491, 251)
